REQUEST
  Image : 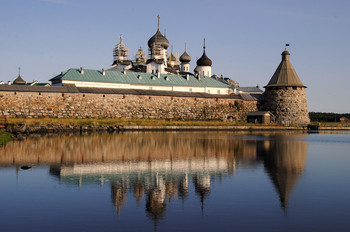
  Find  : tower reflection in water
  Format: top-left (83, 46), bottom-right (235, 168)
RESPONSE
top-left (0, 132), bottom-right (307, 222)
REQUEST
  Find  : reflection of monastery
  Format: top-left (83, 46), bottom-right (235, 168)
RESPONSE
top-left (0, 132), bottom-right (308, 219)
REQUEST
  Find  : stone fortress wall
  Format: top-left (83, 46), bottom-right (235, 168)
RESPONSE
top-left (0, 91), bottom-right (257, 121)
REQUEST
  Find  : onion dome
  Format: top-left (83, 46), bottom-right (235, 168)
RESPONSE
top-left (196, 47), bottom-right (212, 66)
top-left (148, 29), bottom-right (169, 49)
top-left (13, 75), bottom-right (26, 84)
top-left (180, 51), bottom-right (191, 63)
top-left (13, 67), bottom-right (26, 84)
top-left (148, 16), bottom-right (169, 49)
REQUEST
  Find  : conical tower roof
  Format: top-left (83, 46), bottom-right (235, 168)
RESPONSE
top-left (265, 50), bottom-right (305, 88)
top-left (261, 138), bottom-right (307, 211)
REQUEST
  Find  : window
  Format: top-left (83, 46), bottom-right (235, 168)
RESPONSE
top-left (208, 89), bottom-right (210, 93)
top-left (217, 90), bottom-right (221, 94)
top-left (189, 88), bottom-right (192, 92)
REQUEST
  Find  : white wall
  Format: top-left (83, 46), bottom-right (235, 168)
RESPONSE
top-left (195, 66), bottom-right (211, 77)
top-left (62, 80), bottom-right (230, 95)
top-left (181, 63), bottom-right (190, 72)
top-left (146, 62), bottom-right (166, 74)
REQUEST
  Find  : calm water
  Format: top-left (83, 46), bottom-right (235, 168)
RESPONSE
top-left (1, 131), bottom-right (350, 232)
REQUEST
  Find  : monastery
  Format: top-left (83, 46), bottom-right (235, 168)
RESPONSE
top-left (49, 16), bottom-right (233, 96)
top-left (0, 16), bottom-right (310, 124)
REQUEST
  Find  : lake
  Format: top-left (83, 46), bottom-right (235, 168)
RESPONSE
top-left (1, 131), bottom-right (350, 232)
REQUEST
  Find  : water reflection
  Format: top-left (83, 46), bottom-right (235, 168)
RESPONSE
top-left (0, 132), bottom-right (308, 223)
top-left (257, 137), bottom-right (307, 210)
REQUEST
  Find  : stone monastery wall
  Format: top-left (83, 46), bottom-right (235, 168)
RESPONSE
top-left (0, 91), bottom-right (257, 121)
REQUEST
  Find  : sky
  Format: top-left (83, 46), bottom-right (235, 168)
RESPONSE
top-left (0, 0), bottom-right (349, 113)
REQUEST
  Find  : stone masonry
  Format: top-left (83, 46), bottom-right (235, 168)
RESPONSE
top-left (0, 91), bottom-right (257, 121)
top-left (259, 87), bottom-right (310, 125)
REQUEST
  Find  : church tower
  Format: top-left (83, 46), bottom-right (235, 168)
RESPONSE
top-left (112, 35), bottom-right (132, 71)
top-left (259, 50), bottom-right (310, 125)
top-left (146, 15), bottom-right (169, 74)
top-left (194, 39), bottom-right (212, 77)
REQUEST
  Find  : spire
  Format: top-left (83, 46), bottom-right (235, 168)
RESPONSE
top-left (119, 34), bottom-right (123, 44)
top-left (184, 43), bottom-right (187, 52)
top-left (13, 67), bottom-right (26, 84)
top-left (196, 39), bottom-right (212, 67)
top-left (157, 15), bottom-right (160, 30)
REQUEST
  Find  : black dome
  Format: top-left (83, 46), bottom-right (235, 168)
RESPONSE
top-left (148, 29), bottom-right (169, 49)
top-left (196, 50), bottom-right (212, 66)
top-left (180, 51), bottom-right (191, 63)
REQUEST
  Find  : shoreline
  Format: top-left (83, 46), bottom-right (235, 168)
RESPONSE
top-left (1, 118), bottom-right (349, 141)
top-left (1, 123), bottom-right (349, 146)
top-left (4, 123), bottom-right (350, 135)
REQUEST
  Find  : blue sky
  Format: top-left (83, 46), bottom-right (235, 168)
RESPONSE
top-left (0, 0), bottom-right (349, 113)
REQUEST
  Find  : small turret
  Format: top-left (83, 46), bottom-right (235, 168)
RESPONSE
top-left (135, 47), bottom-right (146, 65)
top-left (113, 34), bottom-right (130, 65)
top-left (146, 16), bottom-right (169, 74)
top-left (180, 43), bottom-right (191, 72)
top-left (112, 34), bottom-right (132, 71)
top-left (13, 67), bottom-right (26, 85)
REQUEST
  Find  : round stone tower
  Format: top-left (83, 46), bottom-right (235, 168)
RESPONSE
top-left (259, 50), bottom-right (310, 125)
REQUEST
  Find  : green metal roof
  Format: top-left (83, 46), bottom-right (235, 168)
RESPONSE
top-left (50, 68), bottom-right (231, 88)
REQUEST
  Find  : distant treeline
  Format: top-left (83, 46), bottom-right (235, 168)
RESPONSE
top-left (309, 112), bottom-right (350, 122)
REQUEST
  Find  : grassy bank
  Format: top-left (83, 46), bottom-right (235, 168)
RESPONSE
top-left (311, 122), bottom-right (350, 127)
top-left (0, 130), bottom-right (13, 146)
top-left (5, 118), bottom-right (285, 127)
